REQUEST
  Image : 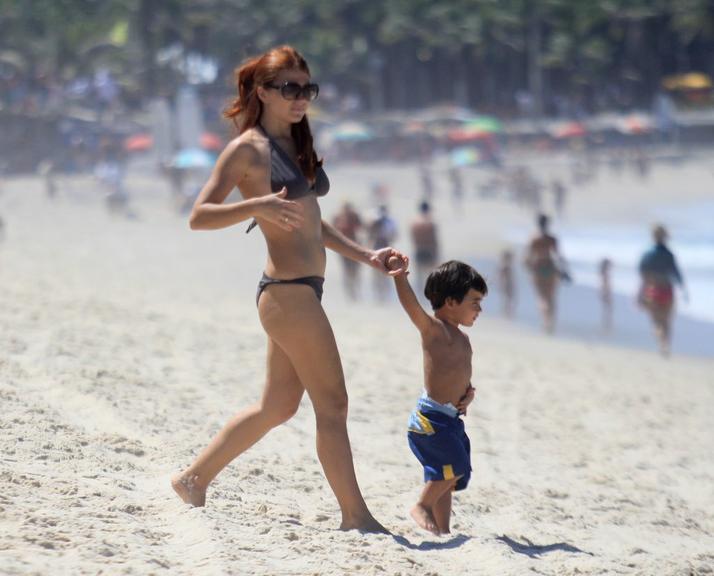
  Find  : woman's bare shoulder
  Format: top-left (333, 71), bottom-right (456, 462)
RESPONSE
top-left (221, 129), bottom-right (266, 166)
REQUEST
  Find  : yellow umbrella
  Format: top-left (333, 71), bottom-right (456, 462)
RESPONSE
top-left (663, 72), bottom-right (712, 91)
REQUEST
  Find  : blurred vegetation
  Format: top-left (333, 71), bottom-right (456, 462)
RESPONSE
top-left (1, 0), bottom-right (713, 114)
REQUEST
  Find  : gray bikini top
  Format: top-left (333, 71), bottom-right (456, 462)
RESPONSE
top-left (246, 125), bottom-right (329, 233)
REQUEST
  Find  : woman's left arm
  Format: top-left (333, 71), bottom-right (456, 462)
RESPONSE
top-left (322, 219), bottom-right (403, 272)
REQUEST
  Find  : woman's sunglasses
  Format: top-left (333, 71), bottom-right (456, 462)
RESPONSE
top-left (264, 81), bottom-right (319, 102)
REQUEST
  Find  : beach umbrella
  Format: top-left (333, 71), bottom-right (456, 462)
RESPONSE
top-left (447, 126), bottom-right (494, 143)
top-left (171, 148), bottom-right (216, 169)
top-left (414, 104), bottom-right (475, 124)
top-left (663, 72), bottom-right (712, 91)
top-left (401, 120), bottom-right (428, 135)
top-left (330, 121), bottom-right (374, 142)
top-left (551, 121), bottom-right (586, 139)
top-left (450, 146), bottom-right (480, 167)
top-left (616, 114), bottom-right (654, 135)
top-left (124, 133), bottom-right (153, 152)
top-left (200, 132), bottom-right (223, 151)
top-left (463, 116), bottom-right (503, 133)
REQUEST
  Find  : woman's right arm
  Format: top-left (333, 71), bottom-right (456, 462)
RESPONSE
top-left (189, 139), bottom-right (303, 231)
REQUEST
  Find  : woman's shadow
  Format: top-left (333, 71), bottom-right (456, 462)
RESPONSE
top-left (496, 534), bottom-right (593, 558)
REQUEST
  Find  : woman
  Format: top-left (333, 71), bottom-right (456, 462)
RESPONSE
top-left (172, 46), bottom-right (404, 533)
top-left (638, 224), bottom-right (687, 356)
top-left (524, 214), bottom-right (568, 333)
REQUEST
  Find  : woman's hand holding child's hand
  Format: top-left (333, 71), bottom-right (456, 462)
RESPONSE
top-left (371, 248), bottom-right (409, 275)
top-left (385, 253), bottom-right (409, 276)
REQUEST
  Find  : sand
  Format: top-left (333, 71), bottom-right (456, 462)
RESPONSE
top-left (1, 159), bottom-right (713, 575)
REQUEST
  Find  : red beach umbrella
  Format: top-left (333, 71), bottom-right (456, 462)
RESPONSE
top-left (124, 133), bottom-right (153, 151)
top-left (200, 132), bottom-right (224, 151)
top-left (551, 122), bottom-right (586, 139)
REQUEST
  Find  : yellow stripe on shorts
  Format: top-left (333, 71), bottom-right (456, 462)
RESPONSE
top-left (442, 464), bottom-right (454, 480)
top-left (415, 411), bottom-right (435, 435)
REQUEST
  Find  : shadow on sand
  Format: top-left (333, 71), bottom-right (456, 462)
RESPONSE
top-left (496, 534), bottom-right (593, 558)
top-left (391, 533), bottom-right (471, 551)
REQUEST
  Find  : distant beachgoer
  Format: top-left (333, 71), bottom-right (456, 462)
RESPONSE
top-left (448, 166), bottom-right (463, 207)
top-left (96, 137), bottom-right (128, 214)
top-left (638, 224), bottom-right (687, 356)
top-left (368, 204), bottom-right (398, 301)
top-left (420, 164), bottom-right (434, 200)
top-left (390, 258), bottom-right (486, 535)
top-left (370, 181), bottom-right (389, 206)
top-left (633, 148), bottom-right (650, 180)
top-left (332, 201), bottom-right (364, 300)
top-left (498, 249), bottom-right (516, 318)
top-left (524, 214), bottom-right (568, 333)
top-left (599, 258), bottom-right (613, 334)
top-left (38, 159), bottom-right (58, 199)
top-left (410, 201), bottom-right (439, 291)
top-left (551, 179), bottom-right (567, 217)
top-left (172, 45), bottom-right (404, 533)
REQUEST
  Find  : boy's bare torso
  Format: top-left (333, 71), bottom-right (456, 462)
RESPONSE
top-left (422, 320), bottom-right (472, 407)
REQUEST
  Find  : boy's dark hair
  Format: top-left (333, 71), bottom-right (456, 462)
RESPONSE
top-left (424, 260), bottom-right (488, 310)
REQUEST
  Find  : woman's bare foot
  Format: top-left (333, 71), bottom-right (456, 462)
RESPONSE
top-left (171, 473), bottom-right (207, 507)
top-left (340, 514), bottom-right (390, 534)
top-left (410, 504), bottom-right (440, 535)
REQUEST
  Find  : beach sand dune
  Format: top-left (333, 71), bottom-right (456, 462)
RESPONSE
top-left (1, 166), bottom-right (713, 575)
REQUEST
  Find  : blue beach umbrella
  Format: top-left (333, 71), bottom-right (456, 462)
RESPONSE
top-left (450, 146), bottom-right (480, 167)
top-left (172, 148), bottom-right (216, 169)
top-left (330, 122), bottom-right (374, 142)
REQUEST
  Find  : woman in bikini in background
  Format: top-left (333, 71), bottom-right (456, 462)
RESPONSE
top-left (524, 213), bottom-right (568, 334)
top-left (638, 224), bottom-right (687, 357)
top-left (172, 45), bottom-right (404, 533)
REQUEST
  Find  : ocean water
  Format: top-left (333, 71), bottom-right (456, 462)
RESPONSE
top-left (507, 200), bottom-right (714, 324)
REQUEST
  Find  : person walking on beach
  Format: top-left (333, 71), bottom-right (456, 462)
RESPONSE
top-left (524, 214), bottom-right (568, 333)
top-left (172, 46), bottom-right (405, 533)
top-left (332, 201), bottom-right (364, 300)
top-left (498, 249), bottom-right (516, 318)
top-left (419, 163), bottom-right (434, 200)
top-left (637, 224), bottom-right (687, 356)
top-left (599, 258), bottom-right (613, 334)
top-left (410, 201), bottom-right (439, 292)
top-left (389, 258), bottom-right (486, 535)
top-left (448, 165), bottom-right (463, 208)
top-left (551, 178), bottom-right (567, 218)
top-left (367, 204), bottom-right (398, 301)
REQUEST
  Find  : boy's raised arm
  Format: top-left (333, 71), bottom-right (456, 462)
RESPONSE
top-left (393, 271), bottom-right (434, 334)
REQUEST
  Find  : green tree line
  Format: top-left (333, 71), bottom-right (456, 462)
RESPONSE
top-left (1, 0), bottom-right (713, 115)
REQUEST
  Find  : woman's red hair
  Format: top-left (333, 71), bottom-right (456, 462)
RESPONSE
top-left (224, 45), bottom-right (322, 181)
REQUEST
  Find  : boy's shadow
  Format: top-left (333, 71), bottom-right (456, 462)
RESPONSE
top-left (496, 534), bottom-right (593, 558)
top-left (391, 533), bottom-right (470, 551)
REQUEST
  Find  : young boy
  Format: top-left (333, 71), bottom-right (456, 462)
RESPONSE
top-left (388, 257), bottom-right (487, 535)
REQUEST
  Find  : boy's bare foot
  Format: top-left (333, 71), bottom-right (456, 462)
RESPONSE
top-left (171, 473), bottom-right (207, 507)
top-left (410, 504), bottom-right (440, 535)
top-left (340, 515), bottom-right (390, 534)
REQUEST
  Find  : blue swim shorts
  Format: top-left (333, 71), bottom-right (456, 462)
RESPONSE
top-left (407, 395), bottom-right (471, 491)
